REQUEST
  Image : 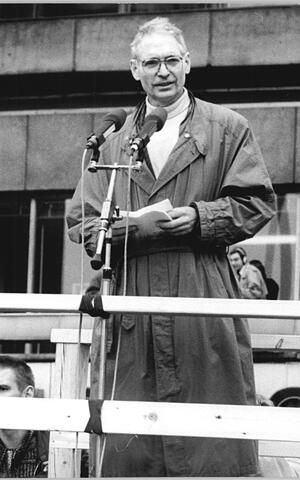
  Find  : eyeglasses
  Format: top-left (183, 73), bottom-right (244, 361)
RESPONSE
top-left (141, 56), bottom-right (183, 73)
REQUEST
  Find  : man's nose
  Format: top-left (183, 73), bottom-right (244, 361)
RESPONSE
top-left (157, 62), bottom-right (170, 75)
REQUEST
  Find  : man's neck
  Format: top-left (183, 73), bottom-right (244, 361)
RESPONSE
top-left (0, 429), bottom-right (28, 449)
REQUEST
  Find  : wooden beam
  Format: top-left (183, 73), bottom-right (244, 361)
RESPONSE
top-left (0, 398), bottom-right (300, 443)
top-left (51, 329), bottom-right (300, 351)
top-left (50, 328), bottom-right (92, 345)
top-left (0, 313), bottom-right (93, 340)
top-left (0, 398), bottom-right (89, 432)
top-left (0, 293), bottom-right (300, 319)
top-left (259, 441), bottom-right (300, 458)
top-left (49, 432), bottom-right (300, 459)
top-left (101, 401), bottom-right (300, 442)
top-left (251, 334), bottom-right (300, 350)
top-left (48, 330), bottom-right (90, 477)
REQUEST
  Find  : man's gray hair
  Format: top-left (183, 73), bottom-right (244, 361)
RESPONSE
top-left (130, 17), bottom-right (188, 58)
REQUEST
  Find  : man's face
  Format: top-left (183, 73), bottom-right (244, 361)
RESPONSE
top-left (229, 253), bottom-right (244, 273)
top-left (130, 32), bottom-right (191, 107)
top-left (0, 367), bottom-right (32, 398)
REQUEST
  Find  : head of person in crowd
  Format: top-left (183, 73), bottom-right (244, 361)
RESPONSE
top-left (130, 17), bottom-right (191, 107)
top-left (229, 247), bottom-right (247, 276)
top-left (0, 355), bottom-right (34, 399)
top-left (0, 357), bottom-right (50, 477)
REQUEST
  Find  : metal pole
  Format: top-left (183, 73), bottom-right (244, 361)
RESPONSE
top-left (26, 198), bottom-right (37, 294)
top-left (293, 196), bottom-right (300, 301)
top-left (26, 198), bottom-right (37, 354)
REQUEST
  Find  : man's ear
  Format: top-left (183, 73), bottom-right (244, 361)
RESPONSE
top-left (23, 385), bottom-right (34, 398)
top-left (183, 52), bottom-right (191, 75)
top-left (130, 59), bottom-right (141, 81)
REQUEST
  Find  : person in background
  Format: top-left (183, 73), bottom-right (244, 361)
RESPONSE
top-left (229, 248), bottom-right (268, 299)
top-left (228, 246), bottom-right (248, 280)
top-left (250, 259), bottom-right (279, 300)
top-left (67, 16), bottom-right (276, 477)
top-left (239, 261), bottom-right (268, 299)
top-left (0, 356), bottom-right (48, 478)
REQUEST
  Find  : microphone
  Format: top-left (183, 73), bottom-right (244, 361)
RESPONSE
top-left (86, 109), bottom-right (127, 149)
top-left (131, 107), bottom-right (167, 153)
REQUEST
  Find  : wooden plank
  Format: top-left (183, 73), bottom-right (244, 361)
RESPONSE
top-left (48, 338), bottom-right (90, 477)
top-left (251, 334), bottom-right (300, 350)
top-left (0, 398), bottom-right (89, 431)
top-left (0, 314), bottom-right (93, 340)
top-left (1, 293), bottom-right (300, 319)
top-left (259, 441), bottom-right (300, 458)
top-left (50, 431), bottom-right (89, 449)
top-left (101, 401), bottom-right (300, 442)
top-left (0, 398), bottom-right (300, 443)
top-left (50, 328), bottom-right (92, 344)
top-left (52, 330), bottom-right (300, 350)
top-left (49, 433), bottom-right (300, 459)
top-left (0, 293), bottom-right (82, 313)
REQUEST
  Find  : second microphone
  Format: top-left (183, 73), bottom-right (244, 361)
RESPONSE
top-left (131, 107), bottom-right (168, 153)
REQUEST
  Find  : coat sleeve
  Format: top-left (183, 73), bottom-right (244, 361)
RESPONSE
top-left (192, 121), bottom-right (276, 247)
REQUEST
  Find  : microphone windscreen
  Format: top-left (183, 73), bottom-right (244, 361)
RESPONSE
top-left (102, 109), bottom-right (127, 131)
top-left (146, 107), bottom-right (167, 131)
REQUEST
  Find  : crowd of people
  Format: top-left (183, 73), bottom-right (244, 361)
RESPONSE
top-left (228, 247), bottom-right (279, 300)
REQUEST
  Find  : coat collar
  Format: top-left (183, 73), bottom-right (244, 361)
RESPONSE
top-left (120, 98), bottom-right (208, 197)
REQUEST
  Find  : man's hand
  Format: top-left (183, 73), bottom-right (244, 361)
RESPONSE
top-left (157, 206), bottom-right (197, 236)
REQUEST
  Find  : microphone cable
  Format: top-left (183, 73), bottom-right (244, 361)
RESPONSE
top-left (72, 146), bottom-right (90, 479)
top-left (75, 128), bottom-right (135, 477)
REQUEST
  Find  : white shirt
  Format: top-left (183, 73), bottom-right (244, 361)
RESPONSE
top-left (146, 89), bottom-right (190, 178)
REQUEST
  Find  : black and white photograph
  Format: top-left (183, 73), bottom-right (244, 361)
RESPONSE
top-left (0, 1), bottom-right (299, 477)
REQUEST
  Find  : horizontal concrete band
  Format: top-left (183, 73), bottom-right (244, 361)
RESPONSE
top-left (0, 7), bottom-right (299, 74)
top-left (0, 105), bottom-right (299, 191)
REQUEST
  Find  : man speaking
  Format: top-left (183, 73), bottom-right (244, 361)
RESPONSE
top-left (67, 17), bottom-right (276, 477)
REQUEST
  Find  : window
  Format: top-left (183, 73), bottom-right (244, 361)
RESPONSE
top-left (0, 193), bottom-right (67, 294)
top-left (0, 195), bottom-right (29, 293)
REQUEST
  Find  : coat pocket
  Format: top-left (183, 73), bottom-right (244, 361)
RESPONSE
top-left (121, 314), bottom-right (136, 330)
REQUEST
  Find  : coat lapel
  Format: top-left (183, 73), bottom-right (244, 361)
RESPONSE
top-left (121, 100), bottom-right (208, 199)
top-left (150, 105), bottom-right (208, 198)
top-left (121, 132), bottom-right (156, 197)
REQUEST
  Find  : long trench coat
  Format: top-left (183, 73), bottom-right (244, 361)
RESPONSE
top-left (67, 97), bottom-right (276, 477)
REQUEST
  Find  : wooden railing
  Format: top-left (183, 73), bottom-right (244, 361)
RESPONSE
top-left (0, 293), bottom-right (300, 477)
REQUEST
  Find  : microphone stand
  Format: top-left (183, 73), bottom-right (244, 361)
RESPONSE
top-left (86, 152), bottom-right (140, 476)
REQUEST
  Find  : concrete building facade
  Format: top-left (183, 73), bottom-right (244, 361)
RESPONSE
top-left (0, 3), bottom-right (299, 300)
